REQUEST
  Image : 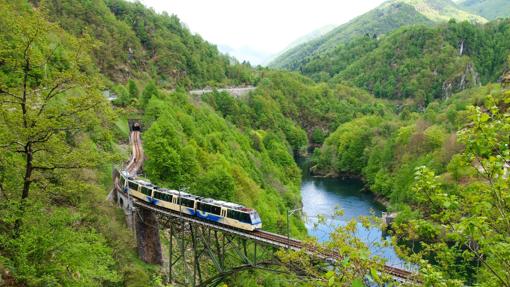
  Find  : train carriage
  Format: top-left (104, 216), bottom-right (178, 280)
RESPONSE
top-left (120, 172), bottom-right (262, 231)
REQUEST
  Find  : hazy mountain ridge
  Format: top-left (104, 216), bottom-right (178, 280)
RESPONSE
top-left (269, 0), bottom-right (486, 69)
top-left (264, 24), bottom-right (336, 66)
top-left (458, 0), bottom-right (510, 20)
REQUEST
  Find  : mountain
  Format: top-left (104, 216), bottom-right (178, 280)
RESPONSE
top-left (217, 44), bottom-right (273, 66)
top-left (399, 0), bottom-right (486, 22)
top-left (264, 24), bottom-right (336, 66)
top-left (36, 0), bottom-right (253, 88)
top-left (458, 0), bottom-right (510, 20)
top-left (308, 19), bottom-right (510, 101)
top-left (269, 0), bottom-right (486, 69)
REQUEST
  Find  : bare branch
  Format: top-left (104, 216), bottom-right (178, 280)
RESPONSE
top-left (0, 99), bottom-right (22, 105)
top-left (0, 141), bottom-right (26, 149)
top-left (46, 103), bottom-right (98, 122)
top-left (33, 163), bottom-right (93, 170)
top-left (37, 79), bottom-right (75, 117)
top-left (0, 89), bottom-right (22, 100)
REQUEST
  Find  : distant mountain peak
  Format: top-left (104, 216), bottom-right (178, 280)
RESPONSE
top-left (270, 0), bottom-right (487, 69)
top-left (458, 0), bottom-right (510, 20)
top-left (386, 0), bottom-right (487, 23)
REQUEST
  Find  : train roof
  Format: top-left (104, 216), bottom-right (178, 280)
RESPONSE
top-left (203, 198), bottom-right (255, 213)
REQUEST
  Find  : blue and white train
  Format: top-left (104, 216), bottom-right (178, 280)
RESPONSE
top-left (119, 171), bottom-right (262, 231)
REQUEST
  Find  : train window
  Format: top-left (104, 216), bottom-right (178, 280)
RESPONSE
top-left (210, 205), bottom-right (221, 215)
top-left (141, 186), bottom-right (152, 196)
top-left (198, 203), bottom-right (220, 215)
top-left (154, 192), bottom-right (172, 202)
top-left (197, 202), bottom-right (208, 212)
top-left (227, 209), bottom-right (236, 219)
top-left (239, 212), bottom-right (251, 223)
top-left (227, 210), bottom-right (250, 222)
top-left (178, 197), bottom-right (195, 208)
top-left (128, 181), bottom-right (138, 190)
top-left (120, 177), bottom-right (125, 186)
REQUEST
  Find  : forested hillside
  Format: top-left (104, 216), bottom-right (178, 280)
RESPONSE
top-left (286, 19), bottom-right (510, 106)
top-left (269, 0), bottom-right (485, 70)
top-left (39, 0), bottom-right (253, 88)
top-left (269, 1), bottom-right (433, 70)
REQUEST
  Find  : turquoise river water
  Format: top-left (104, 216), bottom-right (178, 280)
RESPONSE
top-left (299, 159), bottom-right (408, 268)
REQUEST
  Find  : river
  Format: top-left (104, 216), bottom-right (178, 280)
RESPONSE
top-left (298, 158), bottom-right (407, 268)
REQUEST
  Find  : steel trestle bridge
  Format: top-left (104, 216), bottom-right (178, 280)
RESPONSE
top-left (111, 120), bottom-right (417, 286)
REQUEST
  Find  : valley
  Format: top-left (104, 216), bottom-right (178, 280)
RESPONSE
top-left (0, 0), bottom-right (509, 286)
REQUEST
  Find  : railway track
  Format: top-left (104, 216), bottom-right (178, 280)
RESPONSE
top-left (126, 130), bottom-right (143, 176)
top-left (122, 127), bottom-right (418, 282)
top-left (252, 230), bottom-right (302, 248)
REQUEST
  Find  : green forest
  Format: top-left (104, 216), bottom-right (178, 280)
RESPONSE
top-left (1, 0), bottom-right (509, 286)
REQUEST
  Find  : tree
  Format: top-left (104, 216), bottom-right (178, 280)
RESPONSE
top-left (276, 212), bottom-right (397, 286)
top-left (197, 163), bottom-right (235, 201)
top-left (0, 1), bottom-right (108, 233)
top-left (128, 79), bottom-right (139, 103)
top-left (311, 128), bottom-right (326, 144)
top-left (0, 2), bottom-right (119, 285)
top-left (140, 80), bottom-right (159, 108)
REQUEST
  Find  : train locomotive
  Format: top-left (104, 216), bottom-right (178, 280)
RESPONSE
top-left (119, 171), bottom-right (262, 231)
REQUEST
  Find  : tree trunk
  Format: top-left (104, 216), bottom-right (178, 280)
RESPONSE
top-left (14, 143), bottom-right (33, 236)
top-left (15, 53), bottom-right (32, 235)
top-left (21, 143), bottom-right (33, 200)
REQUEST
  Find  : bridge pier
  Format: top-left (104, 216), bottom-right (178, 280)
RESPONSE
top-left (159, 214), bottom-right (292, 287)
top-left (135, 207), bottom-right (163, 264)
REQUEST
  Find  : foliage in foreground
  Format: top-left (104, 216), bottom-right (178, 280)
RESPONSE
top-left (395, 93), bottom-right (510, 286)
top-left (0, 2), bottom-right (160, 285)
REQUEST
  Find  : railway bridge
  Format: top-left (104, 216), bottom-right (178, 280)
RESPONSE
top-left (110, 120), bottom-right (417, 286)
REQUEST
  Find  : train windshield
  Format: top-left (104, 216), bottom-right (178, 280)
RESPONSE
top-left (250, 212), bottom-right (261, 224)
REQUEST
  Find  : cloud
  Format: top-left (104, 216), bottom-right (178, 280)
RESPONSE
top-left (140, 0), bottom-right (385, 65)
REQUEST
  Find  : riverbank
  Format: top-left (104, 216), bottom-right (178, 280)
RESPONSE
top-left (301, 155), bottom-right (391, 209)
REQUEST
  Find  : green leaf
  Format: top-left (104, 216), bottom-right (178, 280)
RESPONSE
top-left (342, 257), bottom-right (350, 267)
top-left (328, 275), bottom-right (335, 286)
top-left (352, 278), bottom-right (364, 287)
top-left (480, 113), bottom-right (489, 123)
top-left (370, 268), bottom-right (381, 283)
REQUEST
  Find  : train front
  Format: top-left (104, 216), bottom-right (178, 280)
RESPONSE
top-left (250, 210), bottom-right (262, 230)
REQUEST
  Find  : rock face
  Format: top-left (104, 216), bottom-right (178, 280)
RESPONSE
top-left (502, 73), bottom-right (510, 88)
top-left (135, 208), bottom-right (163, 264)
top-left (442, 62), bottom-right (480, 99)
top-left (189, 86), bottom-right (256, 98)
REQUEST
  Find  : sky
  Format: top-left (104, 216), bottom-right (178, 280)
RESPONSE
top-left (139, 0), bottom-right (387, 65)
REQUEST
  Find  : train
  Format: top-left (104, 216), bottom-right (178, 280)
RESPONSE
top-left (119, 171), bottom-right (262, 231)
